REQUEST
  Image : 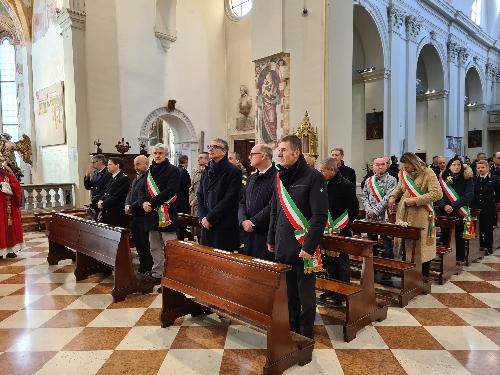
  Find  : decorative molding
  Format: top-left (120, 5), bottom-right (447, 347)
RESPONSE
top-left (139, 107), bottom-right (198, 145)
top-left (154, 28), bottom-right (177, 52)
top-left (465, 103), bottom-right (486, 112)
top-left (458, 46), bottom-right (469, 67)
top-left (353, 68), bottom-right (390, 84)
top-left (56, 8), bottom-right (86, 32)
top-left (416, 89), bottom-right (448, 102)
top-left (485, 63), bottom-right (500, 82)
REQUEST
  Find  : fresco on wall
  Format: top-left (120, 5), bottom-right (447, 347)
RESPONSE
top-left (35, 81), bottom-right (65, 146)
top-left (33, 0), bottom-right (58, 42)
top-left (255, 53), bottom-right (290, 147)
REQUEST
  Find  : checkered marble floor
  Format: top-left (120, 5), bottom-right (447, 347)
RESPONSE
top-left (1, 233), bottom-right (500, 374)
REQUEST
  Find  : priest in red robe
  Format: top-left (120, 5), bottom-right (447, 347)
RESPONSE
top-left (0, 159), bottom-right (24, 258)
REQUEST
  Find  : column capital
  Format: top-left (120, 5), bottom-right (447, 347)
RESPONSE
top-left (458, 46), bottom-right (469, 67)
top-left (405, 15), bottom-right (421, 42)
top-left (388, 5), bottom-right (406, 37)
top-left (447, 41), bottom-right (460, 66)
top-left (56, 8), bottom-right (86, 32)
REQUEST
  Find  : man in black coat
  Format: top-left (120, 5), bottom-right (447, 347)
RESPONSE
top-left (472, 160), bottom-right (500, 255)
top-left (198, 138), bottom-right (242, 251)
top-left (84, 154), bottom-right (112, 208)
top-left (267, 135), bottom-right (328, 339)
top-left (331, 147), bottom-right (356, 184)
top-left (97, 157), bottom-right (130, 228)
top-left (238, 144), bottom-right (276, 261)
top-left (177, 155), bottom-right (191, 240)
top-left (138, 144), bottom-right (181, 285)
top-left (319, 157), bottom-right (359, 295)
top-left (125, 155), bottom-right (152, 274)
top-left (491, 152), bottom-right (500, 178)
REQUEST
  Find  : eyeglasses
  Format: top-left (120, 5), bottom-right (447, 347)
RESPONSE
top-left (207, 144), bottom-right (223, 151)
top-left (249, 152), bottom-right (263, 157)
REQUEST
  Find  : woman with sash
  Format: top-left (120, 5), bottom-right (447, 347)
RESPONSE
top-left (437, 157), bottom-right (474, 264)
top-left (388, 153), bottom-right (442, 278)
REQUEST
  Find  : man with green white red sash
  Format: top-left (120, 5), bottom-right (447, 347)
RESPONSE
top-left (267, 135), bottom-right (328, 339)
top-left (361, 157), bottom-right (397, 259)
top-left (318, 157), bottom-right (358, 301)
top-left (138, 143), bottom-right (181, 287)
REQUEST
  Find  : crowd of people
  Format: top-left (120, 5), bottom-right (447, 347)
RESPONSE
top-left (76, 139), bottom-right (500, 339)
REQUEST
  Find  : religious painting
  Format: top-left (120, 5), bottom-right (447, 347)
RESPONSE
top-left (446, 136), bottom-right (463, 156)
top-left (35, 81), bottom-right (66, 146)
top-left (468, 130), bottom-right (482, 148)
top-left (366, 111), bottom-right (383, 140)
top-left (33, 0), bottom-right (59, 42)
top-left (255, 53), bottom-right (290, 147)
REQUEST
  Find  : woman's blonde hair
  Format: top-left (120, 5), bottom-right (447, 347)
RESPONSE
top-left (400, 152), bottom-right (427, 173)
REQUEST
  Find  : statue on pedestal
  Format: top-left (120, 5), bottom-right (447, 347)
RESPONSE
top-left (236, 85), bottom-right (255, 131)
top-left (0, 133), bottom-right (32, 181)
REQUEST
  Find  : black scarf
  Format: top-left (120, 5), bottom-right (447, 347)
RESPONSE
top-left (278, 154), bottom-right (307, 189)
top-left (207, 154), bottom-right (229, 181)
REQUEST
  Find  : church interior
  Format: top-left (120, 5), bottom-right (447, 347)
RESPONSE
top-left (1, 0), bottom-right (500, 374)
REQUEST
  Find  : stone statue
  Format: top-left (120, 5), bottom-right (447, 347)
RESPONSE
top-left (236, 85), bottom-right (255, 131)
top-left (0, 133), bottom-right (32, 181)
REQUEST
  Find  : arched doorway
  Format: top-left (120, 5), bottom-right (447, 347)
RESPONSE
top-left (415, 44), bottom-right (445, 162)
top-left (352, 4), bottom-right (385, 177)
top-left (464, 67), bottom-right (485, 157)
top-left (139, 107), bottom-right (199, 170)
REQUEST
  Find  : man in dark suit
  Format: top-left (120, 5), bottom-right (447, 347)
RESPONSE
top-left (176, 155), bottom-right (191, 240)
top-left (125, 155), bottom-right (152, 274)
top-left (197, 138), bottom-right (242, 251)
top-left (139, 144), bottom-right (181, 286)
top-left (267, 135), bottom-right (328, 339)
top-left (84, 154), bottom-right (112, 208)
top-left (331, 147), bottom-right (356, 184)
top-left (238, 144), bottom-right (276, 261)
top-left (97, 157), bottom-right (130, 228)
top-left (319, 157), bottom-right (359, 298)
top-left (472, 160), bottom-right (500, 255)
top-left (491, 152), bottom-right (500, 178)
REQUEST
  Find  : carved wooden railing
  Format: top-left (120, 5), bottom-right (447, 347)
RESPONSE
top-left (21, 183), bottom-right (76, 212)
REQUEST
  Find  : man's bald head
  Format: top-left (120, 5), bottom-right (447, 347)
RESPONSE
top-left (437, 156), bottom-right (446, 171)
top-left (134, 155), bottom-right (149, 173)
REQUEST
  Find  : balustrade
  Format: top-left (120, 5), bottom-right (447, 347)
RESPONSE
top-left (21, 183), bottom-right (76, 212)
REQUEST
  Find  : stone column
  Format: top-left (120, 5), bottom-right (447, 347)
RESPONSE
top-left (404, 15), bottom-right (421, 152)
top-left (456, 47), bottom-right (469, 141)
top-left (56, 5), bottom-right (89, 207)
top-left (386, 6), bottom-right (406, 157)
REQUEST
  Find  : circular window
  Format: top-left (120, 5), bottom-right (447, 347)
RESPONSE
top-left (228, 0), bottom-right (252, 19)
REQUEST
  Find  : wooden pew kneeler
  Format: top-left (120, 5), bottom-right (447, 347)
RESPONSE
top-left (318, 235), bottom-right (388, 342)
top-left (466, 208), bottom-right (482, 265)
top-left (161, 240), bottom-right (314, 375)
top-left (351, 220), bottom-right (431, 307)
top-left (432, 217), bottom-right (460, 285)
top-left (47, 213), bottom-right (150, 302)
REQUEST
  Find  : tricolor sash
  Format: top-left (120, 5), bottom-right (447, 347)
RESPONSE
top-left (146, 172), bottom-right (177, 228)
top-left (439, 179), bottom-right (476, 239)
top-left (368, 176), bottom-right (384, 203)
top-left (399, 170), bottom-right (436, 239)
top-left (276, 175), bottom-right (323, 274)
top-left (324, 210), bottom-right (349, 257)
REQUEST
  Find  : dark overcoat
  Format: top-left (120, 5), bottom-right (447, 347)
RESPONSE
top-left (326, 172), bottom-right (359, 236)
top-left (100, 171), bottom-right (130, 227)
top-left (238, 165), bottom-right (277, 260)
top-left (197, 155), bottom-right (242, 250)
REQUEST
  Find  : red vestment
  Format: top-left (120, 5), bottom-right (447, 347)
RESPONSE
top-left (0, 169), bottom-right (24, 256)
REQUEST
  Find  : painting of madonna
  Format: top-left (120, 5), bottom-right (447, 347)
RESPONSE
top-left (257, 68), bottom-right (281, 144)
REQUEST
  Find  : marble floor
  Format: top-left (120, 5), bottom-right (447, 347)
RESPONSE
top-left (1, 232), bottom-right (500, 374)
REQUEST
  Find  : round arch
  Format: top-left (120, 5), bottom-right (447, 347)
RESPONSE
top-left (464, 64), bottom-right (485, 103)
top-left (139, 106), bottom-right (199, 168)
top-left (354, 0), bottom-right (389, 68)
top-left (0, 0), bottom-right (30, 44)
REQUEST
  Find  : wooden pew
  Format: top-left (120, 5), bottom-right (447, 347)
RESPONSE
top-left (351, 220), bottom-right (430, 307)
top-left (177, 213), bottom-right (200, 241)
top-left (433, 216), bottom-right (460, 284)
top-left (467, 208), bottom-right (482, 265)
top-left (160, 240), bottom-right (313, 375)
top-left (47, 213), bottom-right (151, 302)
top-left (495, 203), bottom-right (500, 249)
top-left (318, 235), bottom-right (388, 342)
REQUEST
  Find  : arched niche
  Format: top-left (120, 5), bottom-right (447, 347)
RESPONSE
top-left (352, 4), bottom-right (385, 177)
top-left (464, 67), bottom-right (485, 156)
top-left (415, 44), bottom-right (445, 162)
top-left (139, 107), bottom-right (199, 170)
